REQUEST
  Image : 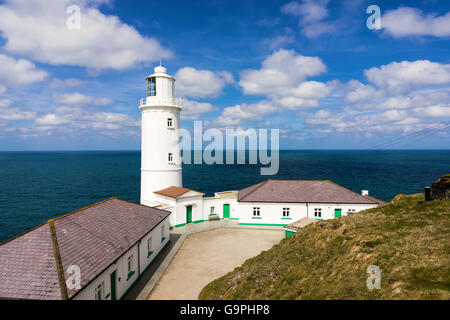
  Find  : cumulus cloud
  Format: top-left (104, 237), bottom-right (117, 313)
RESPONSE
top-left (211, 101), bottom-right (278, 127)
top-left (0, 54), bottom-right (47, 86)
top-left (281, 0), bottom-right (334, 38)
top-left (49, 78), bottom-right (87, 89)
top-left (181, 99), bottom-right (218, 120)
top-left (239, 49), bottom-right (327, 97)
top-left (52, 93), bottom-right (112, 105)
top-left (175, 67), bottom-right (234, 98)
top-left (414, 105), bottom-right (450, 118)
top-left (0, 0), bottom-right (172, 70)
top-left (382, 7), bottom-right (450, 38)
top-left (365, 60), bottom-right (450, 92)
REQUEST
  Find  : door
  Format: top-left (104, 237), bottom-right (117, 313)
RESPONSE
top-left (223, 204), bottom-right (230, 219)
top-left (334, 209), bottom-right (342, 218)
top-left (110, 271), bottom-right (116, 300)
top-left (186, 206), bottom-right (192, 223)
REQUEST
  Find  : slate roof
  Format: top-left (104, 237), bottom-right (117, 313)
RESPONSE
top-left (154, 186), bottom-right (203, 198)
top-left (0, 198), bottom-right (170, 300)
top-left (238, 180), bottom-right (384, 205)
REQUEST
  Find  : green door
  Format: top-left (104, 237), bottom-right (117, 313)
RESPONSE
top-left (334, 209), bottom-right (342, 218)
top-left (223, 204), bottom-right (230, 219)
top-left (186, 206), bottom-right (192, 223)
top-left (110, 271), bottom-right (116, 300)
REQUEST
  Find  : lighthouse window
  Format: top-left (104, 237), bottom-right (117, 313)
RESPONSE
top-left (167, 118), bottom-right (174, 128)
top-left (147, 77), bottom-right (156, 97)
top-left (168, 153), bottom-right (173, 163)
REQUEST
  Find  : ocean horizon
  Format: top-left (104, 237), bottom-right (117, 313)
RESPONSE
top-left (0, 149), bottom-right (449, 242)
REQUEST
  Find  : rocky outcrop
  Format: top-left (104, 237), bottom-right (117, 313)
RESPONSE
top-left (432, 174), bottom-right (450, 200)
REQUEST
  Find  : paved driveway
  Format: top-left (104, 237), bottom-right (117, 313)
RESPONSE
top-left (147, 228), bottom-right (284, 300)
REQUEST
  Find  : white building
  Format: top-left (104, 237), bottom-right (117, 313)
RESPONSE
top-left (138, 66), bottom-right (385, 230)
top-left (0, 198), bottom-right (171, 300)
top-left (140, 65), bottom-right (183, 205)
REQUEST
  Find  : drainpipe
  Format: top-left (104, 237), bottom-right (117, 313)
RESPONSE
top-left (306, 203), bottom-right (309, 219)
top-left (137, 240), bottom-right (141, 277)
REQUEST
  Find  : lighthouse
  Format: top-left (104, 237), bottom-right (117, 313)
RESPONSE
top-left (140, 65), bottom-right (183, 205)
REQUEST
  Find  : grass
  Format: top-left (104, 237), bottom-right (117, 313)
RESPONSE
top-left (199, 194), bottom-right (450, 300)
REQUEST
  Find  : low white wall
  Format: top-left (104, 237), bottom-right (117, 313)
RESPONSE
top-left (203, 197), bottom-right (238, 220)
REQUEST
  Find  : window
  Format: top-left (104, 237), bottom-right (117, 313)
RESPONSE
top-left (253, 207), bottom-right (260, 217)
top-left (147, 77), bottom-right (156, 96)
top-left (95, 282), bottom-right (104, 300)
top-left (167, 118), bottom-right (174, 128)
top-left (127, 254), bottom-right (134, 273)
top-left (210, 206), bottom-right (215, 214)
top-left (168, 153), bottom-right (173, 163)
top-left (314, 208), bottom-right (322, 218)
top-left (161, 225), bottom-right (166, 242)
top-left (347, 209), bottom-right (356, 214)
top-left (147, 237), bottom-right (153, 258)
top-left (127, 254), bottom-right (135, 280)
top-left (282, 208), bottom-right (290, 217)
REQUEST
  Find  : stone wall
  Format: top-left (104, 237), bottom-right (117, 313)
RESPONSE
top-left (431, 174), bottom-right (450, 200)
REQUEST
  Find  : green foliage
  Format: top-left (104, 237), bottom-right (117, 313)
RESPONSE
top-left (199, 194), bottom-right (450, 300)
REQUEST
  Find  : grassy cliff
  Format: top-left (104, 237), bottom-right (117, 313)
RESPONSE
top-left (199, 194), bottom-right (450, 300)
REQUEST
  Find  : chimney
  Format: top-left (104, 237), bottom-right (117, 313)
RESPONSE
top-left (361, 190), bottom-right (369, 196)
top-left (424, 187), bottom-right (431, 201)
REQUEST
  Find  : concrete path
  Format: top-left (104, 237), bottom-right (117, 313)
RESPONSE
top-left (124, 219), bottom-right (284, 300)
top-left (147, 227), bottom-right (284, 300)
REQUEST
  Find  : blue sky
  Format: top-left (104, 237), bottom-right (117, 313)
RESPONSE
top-left (0, 0), bottom-right (449, 150)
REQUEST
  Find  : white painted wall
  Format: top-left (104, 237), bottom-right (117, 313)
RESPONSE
top-left (140, 66), bottom-right (182, 205)
top-left (73, 216), bottom-right (170, 300)
top-left (203, 196), bottom-right (238, 220)
top-left (237, 202), bottom-right (378, 225)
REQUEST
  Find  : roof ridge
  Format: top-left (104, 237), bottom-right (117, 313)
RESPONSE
top-left (48, 220), bottom-right (68, 300)
top-left (239, 179), bottom-right (271, 201)
top-left (48, 197), bottom-right (117, 223)
top-left (117, 198), bottom-right (172, 214)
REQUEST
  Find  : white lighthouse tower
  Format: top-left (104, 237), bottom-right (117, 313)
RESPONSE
top-left (140, 65), bottom-right (183, 205)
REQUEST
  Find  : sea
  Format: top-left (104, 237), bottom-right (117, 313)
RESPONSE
top-left (0, 150), bottom-right (448, 242)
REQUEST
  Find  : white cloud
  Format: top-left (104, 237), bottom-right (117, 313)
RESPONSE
top-left (0, 54), bottom-right (47, 86)
top-left (382, 7), bottom-right (450, 38)
top-left (0, 0), bottom-right (172, 70)
top-left (52, 93), bottom-right (112, 106)
top-left (281, 0), bottom-right (334, 38)
top-left (414, 105), bottom-right (450, 118)
top-left (0, 85), bottom-right (6, 95)
top-left (181, 99), bottom-right (218, 120)
top-left (0, 99), bottom-right (12, 108)
top-left (211, 101), bottom-right (277, 127)
top-left (49, 78), bottom-right (87, 89)
top-left (53, 93), bottom-right (93, 105)
top-left (36, 114), bottom-right (70, 125)
top-left (345, 80), bottom-right (378, 102)
top-left (0, 107), bottom-right (35, 121)
top-left (239, 49), bottom-right (327, 97)
top-left (365, 60), bottom-right (450, 92)
top-left (175, 67), bottom-right (234, 98)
